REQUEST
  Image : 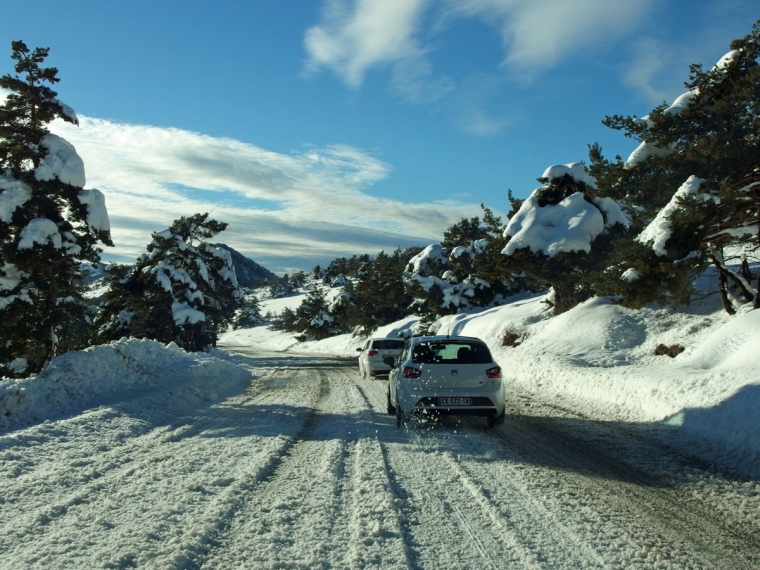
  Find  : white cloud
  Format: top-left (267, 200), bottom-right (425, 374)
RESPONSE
top-left (443, 0), bottom-right (656, 79)
top-left (305, 1), bottom-right (657, 85)
top-left (621, 37), bottom-right (678, 104)
top-left (304, 0), bottom-right (657, 131)
top-left (49, 117), bottom-right (485, 273)
top-left (303, 0), bottom-right (432, 88)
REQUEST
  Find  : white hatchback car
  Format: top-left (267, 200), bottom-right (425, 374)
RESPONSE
top-left (356, 338), bottom-right (406, 378)
top-left (386, 335), bottom-right (506, 427)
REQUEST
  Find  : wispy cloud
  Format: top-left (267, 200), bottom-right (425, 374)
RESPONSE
top-left (304, 0), bottom-right (657, 133)
top-left (49, 117), bottom-right (486, 273)
top-left (303, 0), bottom-right (455, 104)
top-left (621, 37), bottom-right (677, 105)
top-left (446, 0), bottom-right (656, 79)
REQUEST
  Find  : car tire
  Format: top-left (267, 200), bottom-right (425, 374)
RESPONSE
top-left (387, 388), bottom-right (397, 415)
top-left (487, 413), bottom-right (506, 428)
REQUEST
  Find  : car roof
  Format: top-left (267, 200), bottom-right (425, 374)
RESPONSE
top-left (409, 335), bottom-right (485, 344)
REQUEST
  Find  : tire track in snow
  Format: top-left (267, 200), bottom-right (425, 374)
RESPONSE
top-left (476, 415), bottom-right (760, 569)
top-left (196, 370), bottom-right (411, 569)
top-left (0, 366), bottom-right (326, 568)
top-left (381, 428), bottom-right (544, 569)
top-left (440, 448), bottom-right (607, 569)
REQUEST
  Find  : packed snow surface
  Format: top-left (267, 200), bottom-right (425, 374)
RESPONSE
top-left (223, 283), bottom-right (760, 477)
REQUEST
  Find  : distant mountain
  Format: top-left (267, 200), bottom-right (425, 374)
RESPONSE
top-left (212, 244), bottom-right (275, 288)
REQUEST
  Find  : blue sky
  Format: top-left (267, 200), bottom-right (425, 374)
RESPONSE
top-left (1, 1), bottom-right (757, 273)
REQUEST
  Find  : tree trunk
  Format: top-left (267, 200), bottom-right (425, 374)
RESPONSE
top-left (717, 270), bottom-right (736, 315)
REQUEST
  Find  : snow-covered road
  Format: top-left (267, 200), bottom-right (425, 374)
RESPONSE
top-left (2, 347), bottom-right (758, 569)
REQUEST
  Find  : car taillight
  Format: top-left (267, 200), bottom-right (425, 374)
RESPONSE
top-left (403, 366), bottom-right (421, 378)
top-left (366, 350), bottom-right (378, 357)
top-left (486, 366), bottom-right (501, 379)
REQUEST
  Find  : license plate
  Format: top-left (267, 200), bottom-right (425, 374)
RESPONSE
top-left (437, 397), bottom-right (472, 406)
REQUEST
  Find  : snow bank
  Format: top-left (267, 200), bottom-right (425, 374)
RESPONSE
top-left (0, 338), bottom-right (250, 432)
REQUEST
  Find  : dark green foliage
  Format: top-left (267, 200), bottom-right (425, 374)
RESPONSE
top-left (268, 306), bottom-right (298, 331)
top-left (230, 290), bottom-right (264, 329)
top-left (592, 20), bottom-right (760, 312)
top-left (287, 283), bottom-right (349, 341)
top-left (269, 247), bottom-right (420, 339)
top-left (0, 41), bottom-right (113, 376)
top-left (347, 248), bottom-right (418, 335)
top-left (95, 213), bottom-right (242, 351)
top-left (323, 254), bottom-right (371, 282)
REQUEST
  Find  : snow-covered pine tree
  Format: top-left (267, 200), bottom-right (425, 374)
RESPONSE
top-left (596, 19), bottom-right (760, 313)
top-left (404, 205), bottom-right (534, 332)
top-left (291, 283), bottom-right (347, 341)
top-left (230, 289), bottom-right (264, 329)
top-left (95, 213), bottom-right (242, 351)
top-left (0, 41), bottom-right (113, 376)
top-left (501, 164), bottom-right (629, 315)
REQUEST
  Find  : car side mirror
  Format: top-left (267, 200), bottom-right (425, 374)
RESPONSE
top-left (383, 357), bottom-right (396, 367)
top-left (356, 347), bottom-right (362, 352)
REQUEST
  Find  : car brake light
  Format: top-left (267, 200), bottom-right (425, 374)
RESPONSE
top-left (403, 366), bottom-right (421, 379)
top-left (366, 350), bottom-right (378, 357)
top-left (486, 366), bottom-right (501, 379)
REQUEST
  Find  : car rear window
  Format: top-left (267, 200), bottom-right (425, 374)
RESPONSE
top-left (372, 340), bottom-right (405, 350)
top-left (411, 341), bottom-right (492, 364)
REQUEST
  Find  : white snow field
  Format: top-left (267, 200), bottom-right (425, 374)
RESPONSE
top-left (1, 282), bottom-right (759, 568)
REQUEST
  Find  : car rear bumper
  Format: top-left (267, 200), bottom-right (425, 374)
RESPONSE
top-left (367, 362), bottom-right (392, 375)
top-left (398, 387), bottom-right (505, 416)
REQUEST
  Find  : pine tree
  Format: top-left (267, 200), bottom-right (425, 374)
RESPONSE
top-left (594, 20), bottom-right (760, 312)
top-left (0, 41), bottom-right (113, 376)
top-left (349, 248), bottom-right (415, 335)
top-left (230, 289), bottom-right (263, 329)
top-left (95, 213), bottom-right (242, 351)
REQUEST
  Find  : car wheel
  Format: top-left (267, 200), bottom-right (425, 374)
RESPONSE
top-left (360, 363), bottom-right (367, 379)
top-left (387, 387), bottom-right (397, 415)
top-left (487, 413), bottom-right (506, 428)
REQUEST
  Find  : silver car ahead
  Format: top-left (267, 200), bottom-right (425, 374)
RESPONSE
top-left (386, 335), bottom-right (506, 427)
top-left (356, 338), bottom-right (406, 378)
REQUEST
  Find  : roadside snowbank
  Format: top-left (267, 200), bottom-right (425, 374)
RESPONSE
top-left (0, 338), bottom-right (250, 431)
top-left (220, 290), bottom-right (760, 476)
